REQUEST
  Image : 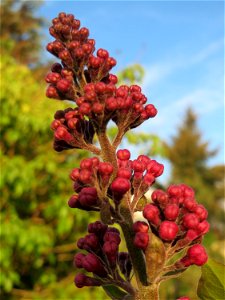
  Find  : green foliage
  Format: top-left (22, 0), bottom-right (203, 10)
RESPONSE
top-left (197, 258), bottom-right (225, 300)
top-left (0, 53), bottom-right (94, 299)
top-left (103, 285), bottom-right (128, 300)
top-left (0, 0), bottom-right (45, 65)
top-left (117, 64), bottom-right (145, 85)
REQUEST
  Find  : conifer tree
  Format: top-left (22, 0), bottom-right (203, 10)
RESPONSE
top-left (166, 108), bottom-right (224, 228)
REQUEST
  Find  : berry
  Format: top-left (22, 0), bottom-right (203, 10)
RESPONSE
top-left (97, 48), bottom-right (109, 59)
top-left (78, 187), bottom-right (98, 207)
top-left (143, 173), bottom-right (155, 185)
top-left (82, 253), bottom-right (106, 276)
top-left (103, 231), bottom-right (121, 244)
top-left (74, 273), bottom-right (101, 288)
top-left (177, 297), bottom-right (190, 300)
top-left (117, 149), bottom-right (131, 161)
top-left (164, 204), bottom-right (179, 221)
top-left (194, 204), bottom-right (208, 221)
top-left (151, 190), bottom-right (168, 206)
top-left (74, 253), bottom-right (85, 268)
top-left (167, 185), bottom-right (182, 197)
top-left (88, 221), bottom-right (108, 235)
top-left (145, 104), bottom-right (157, 117)
top-left (187, 244), bottom-right (208, 266)
top-left (111, 178), bottom-right (131, 195)
top-left (183, 197), bottom-right (197, 211)
top-left (132, 160), bottom-right (145, 172)
top-left (180, 184), bottom-right (195, 198)
top-left (80, 158), bottom-right (93, 170)
top-left (84, 233), bottom-right (99, 250)
top-left (103, 241), bottom-right (119, 257)
top-left (98, 162), bottom-right (114, 176)
top-left (79, 169), bottom-right (92, 183)
top-left (133, 221), bottom-right (149, 233)
top-left (182, 213), bottom-right (199, 229)
top-left (133, 232), bottom-right (149, 250)
top-left (117, 168), bottom-right (132, 179)
top-left (197, 220), bottom-right (210, 235)
top-left (146, 160), bottom-right (164, 177)
top-left (143, 204), bottom-right (160, 226)
top-left (185, 229), bottom-right (199, 241)
top-left (159, 221), bottom-right (179, 241)
top-left (70, 168), bottom-right (80, 180)
top-left (68, 195), bottom-right (80, 208)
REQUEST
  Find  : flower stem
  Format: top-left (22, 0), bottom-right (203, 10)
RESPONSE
top-left (135, 283), bottom-right (160, 300)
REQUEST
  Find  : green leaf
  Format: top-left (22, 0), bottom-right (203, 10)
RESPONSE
top-left (197, 258), bottom-right (225, 300)
top-left (102, 285), bottom-right (128, 300)
top-left (135, 195), bottom-right (147, 211)
top-left (145, 233), bottom-right (166, 283)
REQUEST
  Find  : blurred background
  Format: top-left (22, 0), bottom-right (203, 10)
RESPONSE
top-left (0, 0), bottom-right (224, 299)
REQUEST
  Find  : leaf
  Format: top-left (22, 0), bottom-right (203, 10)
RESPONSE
top-left (135, 195), bottom-right (148, 211)
top-left (197, 257), bottom-right (225, 300)
top-left (163, 268), bottom-right (186, 277)
top-left (102, 285), bottom-right (128, 300)
top-left (145, 233), bottom-right (166, 283)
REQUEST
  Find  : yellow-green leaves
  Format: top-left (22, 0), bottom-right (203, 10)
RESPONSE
top-left (197, 258), bottom-right (225, 300)
top-left (145, 233), bottom-right (166, 283)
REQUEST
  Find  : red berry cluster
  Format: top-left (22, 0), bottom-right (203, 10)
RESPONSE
top-left (133, 184), bottom-right (209, 261)
top-left (46, 12), bottom-right (210, 299)
top-left (46, 12), bottom-right (158, 138)
top-left (179, 244), bottom-right (208, 267)
top-left (111, 150), bottom-right (163, 201)
top-left (68, 150), bottom-right (163, 211)
top-left (50, 108), bottom-right (95, 151)
top-left (69, 156), bottom-right (115, 210)
top-left (75, 82), bottom-right (157, 129)
top-left (133, 221), bottom-right (149, 250)
top-left (74, 221), bottom-right (132, 288)
top-left (46, 13), bottom-right (117, 101)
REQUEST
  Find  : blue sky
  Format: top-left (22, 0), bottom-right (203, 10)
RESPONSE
top-left (38, 1), bottom-right (224, 181)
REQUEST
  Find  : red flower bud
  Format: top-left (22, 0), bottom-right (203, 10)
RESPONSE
top-left (117, 149), bottom-right (131, 161)
top-left (133, 221), bottom-right (149, 233)
top-left (145, 104), bottom-right (157, 118)
top-left (117, 168), bottom-right (132, 179)
top-left (167, 185), bottom-right (182, 197)
top-left (197, 220), bottom-right (210, 235)
top-left (194, 204), bottom-right (208, 221)
top-left (70, 168), bottom-right (80, 180)
top-left (159, 221), bottom-right (179, 241)
top-left (111, 178), bottom-right (131, 195)
top-left (164, 204), bottom-right (179, 221)
top-left (82, 253), bottom-right (106, 276)
top-left (133, 232), bottom-right (149, 250)
top-left (143, 204), bottom-right (160, 226)
top-left (97, 48), bottom-right (109, 59)
top-left (103, 231), bottom-right (121, 244)
top-left (183, 197), bottom-right (197, 211)
top-left (88, 221), bottom-right (108, 235)
top-left (146, 160), bottom-right (164, 177)
top-left (151, 190), bottom-right (168, 206)
top-left (185, 229), bottom-right (199, 241)
top-left (182, 213), bottom-right (199, 229)
top-left (98, 162), bottom-right (114, 176)
top-left (78, 187), bottom-right (98, 206)
top-left (187, 244), bottom-right (208, 266)
top-left (74, 253), bottom-right (85, 268)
